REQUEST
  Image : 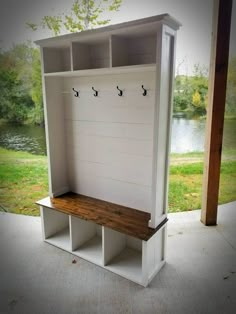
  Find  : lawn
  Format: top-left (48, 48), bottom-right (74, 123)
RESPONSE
top-left (0, 148), bottom-right (235, 215)
top-left (0, 148), bottom-right (48, 215)
top-left (169, 161), bottom-right (236, 212)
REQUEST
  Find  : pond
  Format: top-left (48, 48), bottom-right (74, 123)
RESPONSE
top-left (0, 123), bottom-right (46, 155)
top-left (0, 118), bottom-right (235, 155)
top-left (172, 117), bottom-right (236, 153)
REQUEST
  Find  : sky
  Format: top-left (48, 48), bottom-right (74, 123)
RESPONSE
top-left (0, 0), bottom-right (235, 74)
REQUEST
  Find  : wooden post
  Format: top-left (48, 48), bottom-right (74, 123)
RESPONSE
top-left (201, 0), bottom-right (232, 225)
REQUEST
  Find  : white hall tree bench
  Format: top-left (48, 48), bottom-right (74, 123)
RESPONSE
top-left (36, 14), bottom-right (181, 287)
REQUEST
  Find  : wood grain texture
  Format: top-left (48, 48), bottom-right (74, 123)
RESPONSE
top-left (201, 0), bottom-right (233, 225)
top-left (37, 192), bottom-right (167, 241)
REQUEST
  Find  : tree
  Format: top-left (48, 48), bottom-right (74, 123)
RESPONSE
top-left (29, 49), bottom-right (44, 125)
top-left (192, 90), bottom-right (201, 107)
top-left (191, 63), bottom-right (208, 110)
top-left (191, 90), bottom-right (206, 115)
top-left (174, 75), bottom-right (192, 113)
top-left (0, 68), bottom-right (33, 123)
top-left (26, 0), bottom-right (122, 36)
top-left (173, 63), bottom-right (208, 116)
top-left (2, 43), bottom-right (34, 91)
top-left (0, 44), bottom-right (42, 125)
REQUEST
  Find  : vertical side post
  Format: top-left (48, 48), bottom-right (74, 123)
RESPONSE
top-left (149, 25), bottom-right (177, 228)
top-left (201, 0), bottom-right (232, 225)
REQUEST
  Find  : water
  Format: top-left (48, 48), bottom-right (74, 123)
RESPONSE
top-left (0, 118), bottom-right (235, 155)
top-left (171, 118), bottom-right (206, 153)
top-left (0, 123), bottom-right (46, 155)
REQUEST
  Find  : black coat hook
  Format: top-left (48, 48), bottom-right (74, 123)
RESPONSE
top-left (117, 86), bottom-right (123, 96)
top-left (92, 86), bottom-right (98, 97)
top-left (72, 88), bottom-right (79, 97)
top-left (142, 85), bottom-right (147, 96)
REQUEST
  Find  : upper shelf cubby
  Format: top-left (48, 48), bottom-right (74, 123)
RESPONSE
top-left (42, 32), bottom-right (158, 74)
top-left (43, 46), bottom-right (71, 73)
top-left (36, 14), bottom-right (181, 75)
top-left (111, 34), bottom-right (157, 67)
top-left (72, 40), bottom-right (110, 71)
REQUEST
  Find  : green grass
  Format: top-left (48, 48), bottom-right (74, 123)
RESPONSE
top-left (0, 148), bottom-right (48, 215)
top-left (169, 160), bottom-right (236, 212)
top-left (170, 149), bottom-right (236, 161)
top-left (0, 148), bottom-right (235, 215)
top-left (224, 115), bottom-right (236, 120)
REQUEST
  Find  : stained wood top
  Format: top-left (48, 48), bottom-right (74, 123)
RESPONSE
top-left (37, 192), bottom-right (167, 241)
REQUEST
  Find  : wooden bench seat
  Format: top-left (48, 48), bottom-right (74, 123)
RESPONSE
top-left (37, 192), bottom-right (167, 241)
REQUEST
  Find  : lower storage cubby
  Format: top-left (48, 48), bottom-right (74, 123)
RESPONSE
top-left (38, 195), bottom-right (167, 287)
top-left (41, 207), bottom-right (70, 251)
top-left (103, 227), bottom-right (143, 284)
top-left (70, 216), bottom-right (103, 265)
top-left (103, 225), bottom-right (166, 286)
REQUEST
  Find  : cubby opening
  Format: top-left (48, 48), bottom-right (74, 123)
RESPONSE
top-left (41, 207), bottom-right (70, 250)
top-left (43, 47), bottom-right (71, 73)
top-left (72, 41), bottom-right (110, 70)
top-left (104, 227), bottom-right (143, 283)
top-left (70, 216), bottom-right (103, 265)
top-left (111, 35), bottom-right (157, 67)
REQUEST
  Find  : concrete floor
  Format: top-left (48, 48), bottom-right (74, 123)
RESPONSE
top-left (0, 202), bottom-right (235, 314)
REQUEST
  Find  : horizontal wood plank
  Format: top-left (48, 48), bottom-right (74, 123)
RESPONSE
top-left (37, 192), bottom-right (167, 241)
top-left (68, 174), bottom-right (152, 211)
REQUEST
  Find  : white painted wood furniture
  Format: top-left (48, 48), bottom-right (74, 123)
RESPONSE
top-left (36, 14), bottom-right (181, 286)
